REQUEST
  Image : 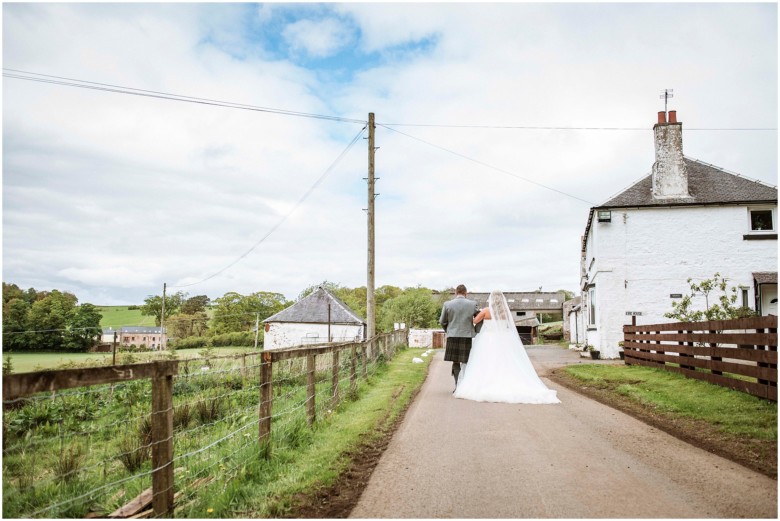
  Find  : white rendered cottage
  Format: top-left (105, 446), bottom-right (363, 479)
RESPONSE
top-left (262, 286), bottom-right (366, 350)
top-left (580, 110), bottom-right (777, 359)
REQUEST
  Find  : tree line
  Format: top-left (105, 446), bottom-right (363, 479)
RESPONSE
top-left (2, 283), bottom-right (103, 352)
top-left (2, 281), bottom-right (454, 352)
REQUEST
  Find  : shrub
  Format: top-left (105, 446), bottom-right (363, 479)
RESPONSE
top-left (174, 336), bottom-right (209, 350)
top-left (173, 403), bottom-right (192, 431)
top-left (211, 331), bottom-right (255, 347)
top-left (195, 394), bottom-right (226, 425)
top-left (56, 444), bottom-right (85, 483)
top-left (117, 434), bottom-right (150, 472)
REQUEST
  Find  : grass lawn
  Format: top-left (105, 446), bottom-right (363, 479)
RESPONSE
top-left (554, 363), bottom-right (777, 477)
top-left (2, 347), bottom-right (257, 373)
top-left (97, 306), bottom-right (152, 328)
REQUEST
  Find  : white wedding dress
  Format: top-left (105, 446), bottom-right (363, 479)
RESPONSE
top-left (453, 291), bottom-right (560, 404)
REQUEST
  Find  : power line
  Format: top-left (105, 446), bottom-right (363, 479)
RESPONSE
top-left (2, 68), bottom-right (366, 125)
top-left (377, 122), bottom-right (777, 131)
top-left (378, 124), bottom-right (597, 205)
top-left (5, 69), bottom-right (774, 132)
top-left (171, 125), bottom-right (368, 289)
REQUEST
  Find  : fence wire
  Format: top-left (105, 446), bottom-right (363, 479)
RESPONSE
top-left (3, 331), bottom-right (406, 518)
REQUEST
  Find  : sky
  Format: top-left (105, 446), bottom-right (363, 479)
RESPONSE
top-left (2, 2), bottom-right (778, 306)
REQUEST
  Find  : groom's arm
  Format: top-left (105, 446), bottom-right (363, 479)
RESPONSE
top-left (439, 304), bottom-right (448, 332)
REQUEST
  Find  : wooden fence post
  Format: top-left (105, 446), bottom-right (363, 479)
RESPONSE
top-left (709, 328), bottom-right (722, 375)
top-left (362, 344), bottom-right (369, 379)
top-left (306, 354), bottom-right (316, 426)
top-left (350, 345), bottom-right (357, 394)
top-left (241, 353), bottom-right (247, 382)
top-left (259, 352), bottom-right (273, 452)
top-left (332, 349), bottom-right (340, 407)
top-left (151, 362), bottom-right (175, 518)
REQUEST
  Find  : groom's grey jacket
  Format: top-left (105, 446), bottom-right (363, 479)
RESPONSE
top-left (439, 296), bottom-right (479, 338)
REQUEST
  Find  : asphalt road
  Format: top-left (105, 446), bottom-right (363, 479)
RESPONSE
top-left (350, 346), bottom-right (777, 518)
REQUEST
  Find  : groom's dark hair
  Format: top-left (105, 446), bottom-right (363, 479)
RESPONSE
top-left (455, 284), bottom-right (467, 295)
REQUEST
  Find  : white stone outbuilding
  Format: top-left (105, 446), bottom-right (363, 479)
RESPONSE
top-left (580, 110), bottom-right (777, 359)
top-left (262, 286), bottom-right (366, 350)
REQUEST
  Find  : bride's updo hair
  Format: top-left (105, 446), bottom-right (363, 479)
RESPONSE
top-left (489, 290), bottom-right (509, 322)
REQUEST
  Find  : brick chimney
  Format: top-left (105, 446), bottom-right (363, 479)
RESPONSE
top-left (652, 110), bottom-right (691, 199)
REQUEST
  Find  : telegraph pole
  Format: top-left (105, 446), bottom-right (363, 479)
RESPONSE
top-left (366, 113), bottom-right (376, 339)
top-left (161, 282), bottom-right (167, 350)
top-left (254, 312), bottom-right (260, 350)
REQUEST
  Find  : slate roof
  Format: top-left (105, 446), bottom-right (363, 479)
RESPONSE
top-left (461, 292), bottom-right (566, 311)
top-left (583, 157), bottom-right (777, 252)
top-left (263, 286), bottom-right (365, 325)
top-left (599, 158), bottom-right (777, 208)
top-left (120, 327), bottom-right (165, 334)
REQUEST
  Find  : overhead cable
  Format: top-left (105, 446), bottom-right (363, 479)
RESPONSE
top-left (378, 124), bottom-right (597, 205)
top-left (2, 68), bottom-right (366, 125)
top-left (377, 122), bottom-right (777, 131)
top-left (171, 125), bottom-right (368, 289)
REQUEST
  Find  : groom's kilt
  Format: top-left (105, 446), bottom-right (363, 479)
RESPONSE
top-left (443, 336), bottom-right (473, 364)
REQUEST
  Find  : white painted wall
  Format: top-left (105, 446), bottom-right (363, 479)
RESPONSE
top-left (567, 310), bottom-right (585, 345)
top-left (264, 322), bottom-right (364, 350)
top-left (408, 328), bottom-right (444, 348)
top-left (582, 205), bottom-right (778, 358)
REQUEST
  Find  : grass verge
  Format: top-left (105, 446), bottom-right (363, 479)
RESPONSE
top-left (177, 347), bottom-right (431, 518)
top-left (549, 363), bottom-right (777, 478)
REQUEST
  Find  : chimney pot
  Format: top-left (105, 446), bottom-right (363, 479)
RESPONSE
top-left (657, 111), bottom-right (667, 124)
top-left (668, 110), bottom-right (677, 123)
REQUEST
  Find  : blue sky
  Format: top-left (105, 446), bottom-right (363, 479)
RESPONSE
top-left (2, 2), bottom-right (777, 306)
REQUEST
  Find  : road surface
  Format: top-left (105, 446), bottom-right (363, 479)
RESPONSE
top-left (350, 346), bottom-right (777, 518)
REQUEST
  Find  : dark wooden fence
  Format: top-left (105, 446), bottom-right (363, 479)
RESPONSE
top-left (2, 329), bottom-right (407, 518)
top-left (623, 316), bottom-right (777, 401)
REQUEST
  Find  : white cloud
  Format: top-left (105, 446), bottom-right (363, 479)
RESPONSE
top-left (282, 18), bottom-right (354, 58)
top-left (2, 3), bottom-right (776, 307)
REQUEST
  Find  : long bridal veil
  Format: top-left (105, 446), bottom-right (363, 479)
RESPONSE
top-left (453, 289), bottom-right (560, 404)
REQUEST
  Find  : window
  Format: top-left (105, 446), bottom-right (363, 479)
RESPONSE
top-left (741, 288), bottom-right (749, 308)
top-left (749, 208), bottom-right (775, 231)
top-left (588, 288), bottom-right (596, 326)
top-left (516, 311), bottom-right (526, 317)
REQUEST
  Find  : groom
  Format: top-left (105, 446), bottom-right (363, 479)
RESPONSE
top-left (440, 284), bottom-right (479, 390)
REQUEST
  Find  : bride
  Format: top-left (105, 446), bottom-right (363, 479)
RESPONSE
top-left (453, 290), bottom-right (560, 404)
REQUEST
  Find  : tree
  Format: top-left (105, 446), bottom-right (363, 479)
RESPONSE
top-left (378, 287), bottom-right (440, 332)
top-left (665, 273), bottom-right (756, 322)
top-left (65, 303), bottom-right (103, 351)
top-left (181, 295), bottom-right (210, 315)
top-left (557, 289), bottom-right (575, 301)
top-left (2, 297), bottom-right (31, 351)
top-left (141, 291), bottom-right (185, 326)
top-left (168, 312), bottom-right (209, 339)
top-left (26, 290), bottom-right (78, 351)
top-left (211, 291), bottom-right (288, 334)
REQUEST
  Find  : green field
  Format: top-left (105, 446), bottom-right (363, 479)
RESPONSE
top-left (2, 347), bottom-right (256, 373)
top-left (97, 306), bottom-right (153, 328)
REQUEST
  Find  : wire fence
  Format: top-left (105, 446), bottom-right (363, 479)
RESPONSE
top-left (2, 330), bottom-right (408, 518)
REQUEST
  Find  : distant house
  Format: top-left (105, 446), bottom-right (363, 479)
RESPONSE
top-left (580, 110), bottom-right (777, 359)
top-left (457, 291), bottom-right (565, 344)
top-left (262, 286), bottom-right (366, 350)
top-left (100, 326), bottom-right (167, 350)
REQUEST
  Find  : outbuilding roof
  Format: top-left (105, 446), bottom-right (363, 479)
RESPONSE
top-left (263, 286), bottom-right (365, 325)
top-left (466, 292), bottom-right (566, 311)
